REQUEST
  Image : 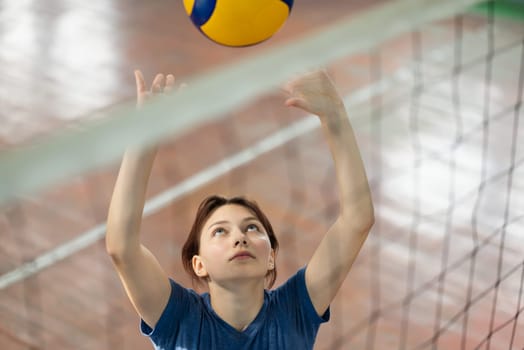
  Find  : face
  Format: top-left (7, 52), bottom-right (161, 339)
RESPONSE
top-left (191, 204), bottom-right (275, 286)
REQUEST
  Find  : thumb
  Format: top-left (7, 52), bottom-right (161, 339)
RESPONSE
top-left (285, 97), bottom-right (308, 111)
top-left (135, 70), bottom-right (147, 106)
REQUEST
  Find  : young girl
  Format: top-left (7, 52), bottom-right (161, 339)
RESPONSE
top-left (106, 69), bottom-right (374, 349)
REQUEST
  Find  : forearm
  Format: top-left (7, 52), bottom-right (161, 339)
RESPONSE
top-left (106, 147), bottom-right (158, 258)
top-left (319, 107), bottom-right (374, 229)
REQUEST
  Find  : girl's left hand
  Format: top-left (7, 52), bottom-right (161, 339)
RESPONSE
top-left (283, 70), bottom-right (345, 119)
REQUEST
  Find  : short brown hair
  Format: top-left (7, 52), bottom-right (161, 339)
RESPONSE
top-left (181, 195), bottom-right (279, 288)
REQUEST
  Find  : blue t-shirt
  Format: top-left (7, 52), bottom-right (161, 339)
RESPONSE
top-left (141, 267), bottom-right (330, 350)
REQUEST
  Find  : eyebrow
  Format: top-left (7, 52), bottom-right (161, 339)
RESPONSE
top-left (206, 216), bottom-right (260, 231)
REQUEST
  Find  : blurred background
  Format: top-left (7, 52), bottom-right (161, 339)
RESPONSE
top-left (0, 0), bottom-right (523, 349)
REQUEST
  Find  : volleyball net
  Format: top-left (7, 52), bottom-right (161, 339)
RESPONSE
top-left (0, 0), bottom-right (523, 349)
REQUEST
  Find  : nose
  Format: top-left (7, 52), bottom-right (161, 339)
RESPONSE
top-left (234, 238), bottom-right (248, 247)
top-left (232, 228), bottom-right (248, 247)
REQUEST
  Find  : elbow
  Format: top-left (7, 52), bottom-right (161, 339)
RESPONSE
top-left (354, 212), bottom-right (375, 235)
top-left (105, 238), bottom-right (120, 259)
top-left (362, 212), bottom-right (375, 233)
top-left (106, 242), bottom-right (135, 267)
top-left (105, 226), bottom-right (137, 266)
top-left (105, 223), bottom-right (119, 256)
top-left (105, 236), bottom-right (125, 265)
top-left (341, 203), bottom-right (375, 234)
top-left (363, 204), bottom-right (375, 231)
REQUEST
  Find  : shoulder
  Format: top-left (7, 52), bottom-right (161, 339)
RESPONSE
top-left (260, 268), bottom-right (329, 349)
top-left (164, 278), bottom-right (204, 309)
top-left (269, 266), bottom-right (307, 298)
top-left (270, 267), bottom-right (304, 292)
top-left (141, 279), bottom-right (205, 336)
top-left (268, 267), bottom-right (329, 322)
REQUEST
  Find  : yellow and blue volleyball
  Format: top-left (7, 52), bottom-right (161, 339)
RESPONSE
top-left (183, 0), bottom-right (293, 47)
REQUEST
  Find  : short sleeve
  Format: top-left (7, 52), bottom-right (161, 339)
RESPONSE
top-left (293, 266), bottom-right (330, 323)
top-left (269, 266), bottom-right (330, 348)
top-left (140, 279), bottom-right (202, 348)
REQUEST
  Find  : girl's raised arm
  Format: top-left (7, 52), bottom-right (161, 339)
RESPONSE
top-left (106, 71), bottom-right (174, 328)
top-left (284, 70), bottom-right (374, 316)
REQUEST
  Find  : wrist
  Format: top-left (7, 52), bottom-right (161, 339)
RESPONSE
top-left (320, 104), bottom-right (348, 126)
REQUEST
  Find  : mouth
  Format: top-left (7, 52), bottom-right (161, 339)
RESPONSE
top-left (230, 252), bottom-right (255, 261)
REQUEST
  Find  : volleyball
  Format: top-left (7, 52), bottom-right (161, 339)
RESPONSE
top-left (183, 0), bottom-right (293, 47)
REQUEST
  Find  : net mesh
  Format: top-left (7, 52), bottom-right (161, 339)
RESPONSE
top-left (331, 3), bottom-right (524, 348)
top-left (0, 0), bottom-right (523, 349)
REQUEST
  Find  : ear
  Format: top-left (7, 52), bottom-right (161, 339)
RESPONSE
top-left (268, 249), bottom-right (276, 270)
top-left (192, 255), bottom-right (208, 278)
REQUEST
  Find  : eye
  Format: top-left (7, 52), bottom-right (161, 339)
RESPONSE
top-left (213, 227), bottom-right (226, 236)
top-left (246, 223), bottom-right (260, 232)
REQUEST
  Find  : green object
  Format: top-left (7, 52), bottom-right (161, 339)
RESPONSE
top-left (472, 0), bottom-right (524, 20)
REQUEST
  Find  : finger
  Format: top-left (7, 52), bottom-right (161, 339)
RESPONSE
top-left (165, 74), bottom-right (175, 93)
top-left (135, 70), bottom-right (147, 96)
top-left (134, 70), bottom-right (148, 106)
top-left (151, 73), bottom-right (165, 94)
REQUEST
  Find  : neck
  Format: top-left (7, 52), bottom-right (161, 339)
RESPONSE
top-left (208, 279), bottom-right (265, 331)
